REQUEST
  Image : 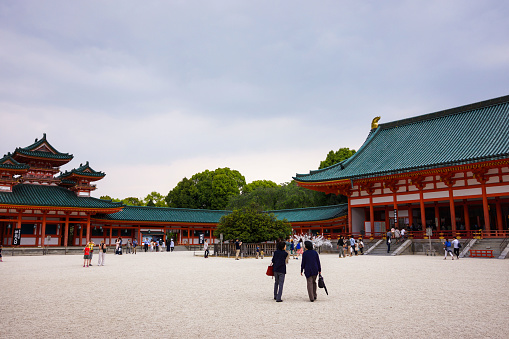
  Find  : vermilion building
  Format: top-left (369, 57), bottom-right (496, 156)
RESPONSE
top-left (0, 135), bottom-right (346, 247)
top-left (294, 95), bottom-right (509, 239)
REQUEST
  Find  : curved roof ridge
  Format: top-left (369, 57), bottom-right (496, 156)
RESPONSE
top-left (379, 95), bottom-right (509, 130)
top-left (266, 203), bottom-right (347, 214)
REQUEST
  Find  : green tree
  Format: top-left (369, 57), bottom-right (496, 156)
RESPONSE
top-left (227, 181), bottom-right (346, 211)
top-left (143, 191), bottom-right (166, 207)
top-left (122, 197), bottom-right (143, 206)
top-left (99, 195), bottom-right (122, 203)
top-left (214, 204), bottom-right (291, 243)
top-left (166, 168), bottom-right (246, 210)
top-left (319, 147), bottom-right (356, 169)
top-left (242, 180), bottom-right (279, 194)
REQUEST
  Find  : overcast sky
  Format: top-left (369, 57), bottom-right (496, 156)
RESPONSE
top-left (1, 1), bottom-right (508, 199)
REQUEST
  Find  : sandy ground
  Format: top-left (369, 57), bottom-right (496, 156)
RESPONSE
top-left (0, 250), bottom-right (508, 339)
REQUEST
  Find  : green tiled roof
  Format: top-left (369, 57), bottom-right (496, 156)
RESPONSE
top-left (59, 161), bottom-right (105, 179)
top-left (14, 133), bottom-right (73, 161)
top-left (267, 204), bottom-right (347, 222)
top-left (94, 205), bottom-right (230, 224)
top-left (295, 95), bottom-right (509, 182)
top-left (94, 204), bottom-right (348, 224)
top-left (0, 184), bottom-right (123, 209)
top-left (0, 153), bottom-right (29, 170)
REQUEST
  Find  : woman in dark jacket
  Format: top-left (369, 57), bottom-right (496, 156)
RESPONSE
top-left (271, 241), bottom-right (289, 302)
top-left (300, 240), bottom-right (321, 302)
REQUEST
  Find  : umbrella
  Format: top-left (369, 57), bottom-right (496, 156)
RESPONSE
top-left (318, 274), bottom-right (328, 295)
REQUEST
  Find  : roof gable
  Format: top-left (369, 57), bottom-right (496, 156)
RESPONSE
top-left (14, 133), bottom-right (73, 161)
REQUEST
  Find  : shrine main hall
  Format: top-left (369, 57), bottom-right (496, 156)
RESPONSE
top-left (1, 95), bottom-right (509, 247)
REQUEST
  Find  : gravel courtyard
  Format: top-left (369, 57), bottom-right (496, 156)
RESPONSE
top-left (0, 250), bottom-right (507, 338)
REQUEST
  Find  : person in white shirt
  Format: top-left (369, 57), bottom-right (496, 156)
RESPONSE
top-left (204, 239), bottom-right (209, 258)
top-left (452, 237), bottom-right (461, 259)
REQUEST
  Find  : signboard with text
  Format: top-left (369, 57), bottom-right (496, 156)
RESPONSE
top-left (13, 229), bottom-right (21, 246)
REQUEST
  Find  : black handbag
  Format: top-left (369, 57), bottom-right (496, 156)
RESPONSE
top-left (318, 274), bottom-right (325, 288)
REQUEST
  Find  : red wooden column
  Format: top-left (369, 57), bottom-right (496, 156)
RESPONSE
top-left (86, 214), bottom-right (91, 243)
top-left (495, 198), bottom-right (503, 232)
top-left (64, 213), bottom-right (70, 248)
top-left (434, 203), bottom-right (440, 231)
top-left (473, 168), bottom-right (490, 231)
top-left (40, 212), bottom-right (47, 247)
top-left (408, 204), bottom-right (413, 228)
top-left (440, 173), bottom-right (457, 232)
top-left (463, 201), bottom-right (470, 232)
top-left (338, 185), bottom-right (352, 234)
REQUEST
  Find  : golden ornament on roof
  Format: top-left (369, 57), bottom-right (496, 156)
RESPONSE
top-left (371, 116), bottom-right (381, 129)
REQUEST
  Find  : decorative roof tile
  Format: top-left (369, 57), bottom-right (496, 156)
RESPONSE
top-left (94, 205), bottom-right (230, 224)
top-left (59, 161), bottom-right (105, 179)
top-left (13, 133), bottom-right (73, 161)
top-left (0, 153), bottom-right (30, 171)
top-left (0, 184), bottom-right (123, 210)
top-left (267, 204), bottom-right (347, 222)
top-left (295, 95), bottom-right (509, 182)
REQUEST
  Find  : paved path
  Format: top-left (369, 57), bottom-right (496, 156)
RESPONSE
top-left (0, 251), bottom-right (507, 338)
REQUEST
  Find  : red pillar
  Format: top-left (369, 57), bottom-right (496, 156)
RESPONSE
top-left (449, 187), bottom-right (456, 232)
top-left (420, 190), bottom-right (426, 229)
top-left (369, 195), bottom-right (374, 237)
top-left (41, 212), bottom-right (47, 247)
top-left (434, 203), bottom-right (440, 231)
top-left (463, 201), bottom-right (470, 231)
top-left (496, 198), bottom-right (503, 232)
top-left (64, 214), bottom-right (69, 248)
top-left (481, 184), bottom-right (490, 231)
top-left (86, 214), bottom-right (91, 243)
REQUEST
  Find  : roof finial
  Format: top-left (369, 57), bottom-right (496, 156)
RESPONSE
top-left (371, 116), bottom-right (381, 129)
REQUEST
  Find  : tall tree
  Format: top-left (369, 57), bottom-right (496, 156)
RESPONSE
top-left (242, 180), bottom-right (279, 194)
top-left (319, 147), bottom-right (356, 169)
top-left (214, 203), bottom-right (291, 243)
top-left (122, 197), bottom-right (143, 206)
top-left (166, 168), bottom-right (246, 210)
top-left (143, 191), bottom-right (166, 207)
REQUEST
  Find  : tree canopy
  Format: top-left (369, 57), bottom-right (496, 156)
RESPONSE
top-left (319, 147), bottom-right (356, 169)
top-left (227, 180), bottom-right (346, 211)
top-left (166, 167), bottom-right (246, 210)
top-left (143, 191), bottom-right (166, 207)
top-left (214, 204), bottom-right (291, 243)
top-left (242, 180), bottom-right (279, 194)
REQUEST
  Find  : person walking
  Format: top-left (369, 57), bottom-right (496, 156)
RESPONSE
top-left (170, 239), bottom-right (175, 252)
top-left (337, 236), bottom-right (345, 258)
top-left (300, 241), bottom-right (321, 302)
top-left (349, 236), bottom-right (357, 256)
top-left (83, 244), bottom-right (90, 267)
top-left (452, 237), bottom-right (461, 259)
top-left (204, 239), bottom-right (209, 258)
top-left (132, 238), bottom-right (138, 254)
top-left (88, 240), bottom-right (96, 265)
top-left (386, 230), bottom-right (392, 253)
top-left (144, 239), bottom-right (149, 252)
top-left (358, 237), bottom-right (364, 255)
top-left (272, 241), bottom-right (288, 302)
top-left (444, 239), bottom-right (454, 260)
top-left (296, 239), bottom-right (303, 260)
top-left (126, 239), bottom-right (131, 254)
top-left (97, 240), bottom-right (106, 266)
top-left (235, 239), bottom-right (242, 260)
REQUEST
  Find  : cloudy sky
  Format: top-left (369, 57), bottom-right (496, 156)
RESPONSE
top-left (1, 1), bottom-right (508, 200)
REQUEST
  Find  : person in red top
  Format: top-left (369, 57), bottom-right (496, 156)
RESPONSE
top-left (83, 245), bottom-right (90, 267)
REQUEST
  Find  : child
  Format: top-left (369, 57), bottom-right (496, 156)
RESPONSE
top-left (83, 245), bottom-right (90, 267)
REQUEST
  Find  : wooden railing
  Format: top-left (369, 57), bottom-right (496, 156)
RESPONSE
top-left (320, 229), bottom-right (509, 240)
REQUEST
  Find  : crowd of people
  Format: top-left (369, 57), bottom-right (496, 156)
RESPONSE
top-left (336, 235), bottom-right (364, 257)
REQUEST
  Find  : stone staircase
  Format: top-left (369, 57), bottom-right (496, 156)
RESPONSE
top-left (467, 239), bottom-right (506, 258)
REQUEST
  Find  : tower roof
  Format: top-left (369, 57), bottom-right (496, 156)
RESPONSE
top-left (59, 161), bottom-right (106, 181)
top-left (12, 133), bottom-right (73, 165)
top-left (0, 153), bottom-right (30, 172)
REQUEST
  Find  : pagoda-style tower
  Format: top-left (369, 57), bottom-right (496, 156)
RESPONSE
top-left (0, 153), bottom-right (29, 192)
top-left (58, 161), bottom-right (106, 197)
top-left (11, 133), bottom-right (73, 185)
